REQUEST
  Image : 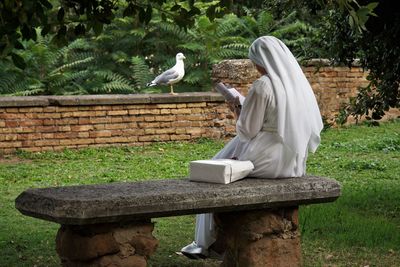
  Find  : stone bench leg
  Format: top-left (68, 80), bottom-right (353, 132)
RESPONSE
top-left (55, 220), bottom-right (158, 267)
top-left (214, 206), bottom-right (301, 267)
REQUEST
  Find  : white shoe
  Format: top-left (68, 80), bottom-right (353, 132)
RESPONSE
top-left (180, 242), bottom-right (209, 259)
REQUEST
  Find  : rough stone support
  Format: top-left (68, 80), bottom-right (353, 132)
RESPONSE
top-left (215, 206), bottom-right (301, 267)
top-left (55, 220), bottom-right (158, 267)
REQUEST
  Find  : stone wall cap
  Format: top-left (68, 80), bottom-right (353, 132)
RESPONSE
top-left (0, 96), bottom-right (50, 107)
top-left (15, 176), bottom-right (341, 225)
top-left (0, 93), bottom-right (224, 107)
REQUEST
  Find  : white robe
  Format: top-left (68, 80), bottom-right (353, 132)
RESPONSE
top-left (190, 36), bottom-right (323, 253)
top-left (195, 75), bottom-right (307, 249)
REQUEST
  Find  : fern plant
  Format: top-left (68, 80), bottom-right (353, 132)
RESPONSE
top-left (0, 23), bottom-right (153, 96)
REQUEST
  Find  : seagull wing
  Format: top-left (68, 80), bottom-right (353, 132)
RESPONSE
top-left (153, 69), bottom-right (179, 85)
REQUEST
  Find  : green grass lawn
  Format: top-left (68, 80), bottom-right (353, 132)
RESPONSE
top-left (1, 120), bottom-right (399, 267)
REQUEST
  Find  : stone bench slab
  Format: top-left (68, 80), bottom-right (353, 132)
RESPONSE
top-left (15, 176), bottom-right (340, 225)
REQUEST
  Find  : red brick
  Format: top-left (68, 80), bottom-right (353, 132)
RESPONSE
top-left (171, 108), bottom-right (191, 115)
top-left (111, 117), bottom-right (124, 123)
top-left (43, 119), bottom-right (56, 126)
top-left (144, 116), bottom-right (155, 122)
top-left (94, 124), bottom-right (106, 130)
top-left (34, 140), bottom-right (60, 146)
top-left (139, 109), bottom-right (160, 115)
top-left (92, 106), bottom-right (109, 111)
top-left (171, 121), bottom-right (191, 127)
top-left (90, 117), bottom-right (111, 124)
top-left (17, 133), bottom-right (41, 140)
top-left (177, 115), bottom-right (204, 121)
top-left (71, 125), bottom-right (94, 132)
top-left (187, 102), bottom-right (207, 108)
top-left (21, 140), bottom-right (34, 147)
top-left (156, 104), bottom-right (176, 109)
top-left (155, 115), bottom-right (176, 122)
top-left (58, 118), bottom-right (79, 125)
top-left (111, 105), bottom-right (126, 110)
top-left (54, 132), bottom-right (79, 139)
top-left (160, 122), bottom-right (171, 127)
top-left (77, 132), bottom-right (90, 138)
top-left (59, 126), bottom-right (71, 132)
top-left (13, 127), bottom-right (34, 133)
top-left (175, 128), bottom-right (186, 134)
top-left (35, 126), bottom-right (58, 133)
top-left (94, 138), bottom-right (111, 144)
top-left (160, 109), bottom-right (171, 114)
top-left (191, 108), bottom-right (204, 114)
top-left (72, 111), bottom-right (95, 117)
top-left (78, 118), bottom-right (91, 124)
top-left (187, 128), bottom-right (204, 135)
top-left (126, 136), bottom-right (139, 142)
top-left (19, 120), bottom-right (43, 127)
top-left (0, 141), bottom-right (22, 148)
top-left (138, 122), bottom-right (160, 128)
top-left (42, 133), bottom-right (54, 139)
top-left (0, 113), bottom-right (20, 120)
top-left (4, 134), bottom-right (18, 141)
top-left (104, 123), bottom-right (127, 130)
top-left (94, 111), bottom-right (107, 116)
top-left (110, 130), bottom-right (123, 136)
top-left (109, 137), bottom-right (129, 143)
top-left (170, 135), bottom-right (190, 141)
top-left (122, 116), bottom-right (138, 122)
top-left (191, 121), bottom-right (203, 127)
top-left (108, 110), bottom-right (128, 116)
top-left (156, 135), bottom-right (170, 141)
top-left (128, 110), bottom-right (140, 115)
top-left (37, 113), bottom-right (61, 119)
top-left (5, 121), bottom-right (19, 127)
top-left (121, 129), bottom-right (145, 136)
top-left (90, 131), bottom-right (112, 138)
top-left (59, 139), bottom-right (93, 145)
top-left (144, 129), bottom-right (155, 134)
top-left (138, 135), bottom-right (157, 142)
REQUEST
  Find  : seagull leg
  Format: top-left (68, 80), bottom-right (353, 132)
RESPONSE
top-left (169, 85), bottom-right (177, 95)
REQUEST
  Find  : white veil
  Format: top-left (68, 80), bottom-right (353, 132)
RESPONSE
top-left (248, 36), bottom-right (323, 158)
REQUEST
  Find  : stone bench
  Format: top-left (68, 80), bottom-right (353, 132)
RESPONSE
top-left (15, 176), bottom-right (341, 267)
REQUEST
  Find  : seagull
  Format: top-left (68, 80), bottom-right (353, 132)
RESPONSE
top-left (147, 53), bottom-right (186, 95)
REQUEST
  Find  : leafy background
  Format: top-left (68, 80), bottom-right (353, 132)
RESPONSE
top-left (0, 1), bottom-right (315, 96)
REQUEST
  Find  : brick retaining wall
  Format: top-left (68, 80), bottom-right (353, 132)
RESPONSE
top-left (0, 93), bottom-right (235, 154)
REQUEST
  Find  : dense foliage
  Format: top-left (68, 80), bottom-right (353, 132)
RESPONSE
top-left (333, 1), bottom-right (399, 121)
top-left (0, 1), bottom-right (311, 95)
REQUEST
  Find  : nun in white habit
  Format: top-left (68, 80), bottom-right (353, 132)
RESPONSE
top-left (181, 36), bottom-right (323, 258)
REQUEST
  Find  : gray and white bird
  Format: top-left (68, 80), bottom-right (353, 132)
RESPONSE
top-left (147, 53), bottom-right (186, 95)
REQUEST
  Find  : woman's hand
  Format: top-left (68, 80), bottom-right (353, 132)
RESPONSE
top-left (227, 96), bottom-right (242, 119)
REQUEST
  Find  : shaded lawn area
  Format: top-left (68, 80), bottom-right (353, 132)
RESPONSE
top-left (0, 120), bottom-right (399, 267)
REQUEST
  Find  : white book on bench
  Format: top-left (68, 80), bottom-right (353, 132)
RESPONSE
top-left (189, 159), bottom-right (254, 184)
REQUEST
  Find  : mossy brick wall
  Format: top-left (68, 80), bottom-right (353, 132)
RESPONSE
top-left (0, 93), bottom-right (236, 154)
